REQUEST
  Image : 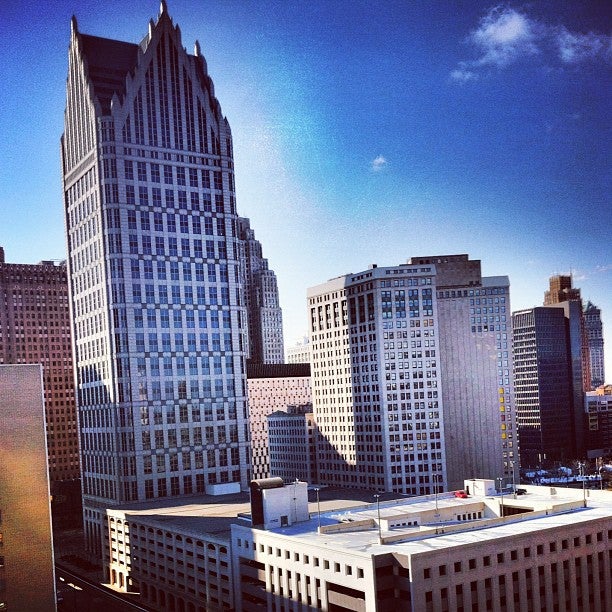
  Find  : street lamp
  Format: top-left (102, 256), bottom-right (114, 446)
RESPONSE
top-left (373, 494), bottom-right (382, 544)
top-left (579, 462), bottom-right (587, 507)
top-left (314, 487), bottom-right (321, 531)
top-left (497, 477), bottom-right (504, 517)
top-left (511, 461), bottom-right (517, 498)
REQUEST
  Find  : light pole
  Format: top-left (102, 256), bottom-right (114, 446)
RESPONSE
top-left (374, 494), bottom-right (382, 544)
top-left (314, 487), bottom-right (321, 531)
top-left (497, 477), bottom-right (504, 517)
top-left (511, 461), bottom-right (517, 498)
top-left (579, 462), bottom-right (586, 507)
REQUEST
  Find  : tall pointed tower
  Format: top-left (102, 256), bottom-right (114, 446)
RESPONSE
top-left (62, 3), bottom-right (250, 557)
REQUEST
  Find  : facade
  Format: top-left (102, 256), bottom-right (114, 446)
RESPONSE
top-left (585, 385), bottom-right (612, 459)
top-left (307, 254), bottom-right (512, 495)
top-left (513, 307), bottom-right (575, 466)
top-left (0, 364), bottom-right (56, 611)
top-left (584, 301), bottom-right (605, 389)
top-left (246, 363), bottom-right (311, 480)
top-left (0, 247), bottom-right (80, 483)
top-left (267, 408), bottom-right (317, 484)
top-left (286, 335), bottom-right (311, 364)
top-left (543, 274), bottom-right (581, 305)
top-left (62, 5), bottom-right (250, 559)
top-left (409, 255), bottom-right (515, 489)
top-left (232, 480), bottom-right (612, 612)
top-left (237, 217), bottom-right (284, 364)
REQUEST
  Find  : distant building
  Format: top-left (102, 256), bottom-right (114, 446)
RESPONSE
top-left (286, 336), bottom-right (311, 364)
top-left (513, 307), bottom-right (575, 466)
top-left (584, 301), bottom-right (605, 389)
top-left (543, 275), bottom-right (591, 391)
top-left (0, 247), bottom-right (80, 484)
top-left (585, 385), bottom-right (612, 459)
top-left (246, 363), bottom-right (311, 480)
top-left (237, 217), bottom-right (284, 364)
top-left (0, 364), bottom-right (56, 611)
top-left (267, 407), bottom-right (317, 484)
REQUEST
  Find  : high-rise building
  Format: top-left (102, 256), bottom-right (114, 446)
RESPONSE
top-left (308, 255), bottom-right (512, 495)
top-left (246, 362), bottom-right (311, 480)
top-left (584, 301), bottom-right (605, 389)
top-left (62, 4), bottom-right (250, 558)
top-left (237, 217), bottom-right (284, 364)
top-left (0, 364), bottom-right (57, 611)
top-left (543, 275), bottom-right (591, 391)
top-left (544, 274), bottom-right (581, 305)
top-left (408, 255), bottom-right (515, 489)
top-left (0, 247), bottom-right (80, 484)
top-left (513, 307), bottom-right (575, 466)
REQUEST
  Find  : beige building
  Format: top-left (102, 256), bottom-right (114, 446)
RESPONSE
top-left (246, 363), bottom-right (311, 480)
top-left (0, 364), bottom-right (56, 611)
top-left (104, 478), bottom-right (612, 611)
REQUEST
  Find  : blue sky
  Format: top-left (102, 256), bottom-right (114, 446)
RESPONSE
top-left (0, 1), bottom-right (610, 377)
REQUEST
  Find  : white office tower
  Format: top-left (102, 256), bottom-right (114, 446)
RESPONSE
top-left (308, 255), bottom-right (514, 495)
top-left (308, 263), bottom-right (448, 495)
top-left (61, 4), bottom-right (249, 558)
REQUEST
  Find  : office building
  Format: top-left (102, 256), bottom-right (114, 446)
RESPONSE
top-left (237, 217), bottom-right (284, 364)
top-left (62, 4), bottom-right (250, 558)
top-left (246, 363), bottom-right (311, 480)
top-left (267, 407), bottom-right (317, 484)
top-left (584, 301), bottom-right (605, 389)
top-left (513, 307), bottom-right (575, 466)
top-left (0, 247), bottom-right (80, 484)
top-left (0, 364), bottom-right (56, 611)
top-left (408, 255), bottom-right (515, 489)
top-left (543, 274), bottom-right (581, 305)
top-left (307, 254), bottom-right (512, 494)
top-left (585, 385), bottom-right (612, 459)
top-left (286, 335), bottom-right (311, 364)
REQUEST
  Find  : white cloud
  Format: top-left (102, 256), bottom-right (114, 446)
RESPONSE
top-left (470, 6), bottom-right (538, 68)
top-left (370, 155), bottom-right (388, 172)
top-left (556, 29), bottom-right (610, 63)
top-left (452, 5), bottom-right (612, 80)
top-left (450, 68), bottom-right (478, 82)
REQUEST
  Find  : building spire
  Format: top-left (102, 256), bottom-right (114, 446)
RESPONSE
top-left (194, 40), bottom-right (201, 57)
top-left (160, 0), bottom-right (168, 17)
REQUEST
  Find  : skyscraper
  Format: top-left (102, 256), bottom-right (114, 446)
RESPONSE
top-left (584, 301), bottom-right (605, 389)
top-left (308, 255), bottom-right (513, 494)
top-left (512, 307), bottom-right (575, 466)
top-left (62, 4), bottom-right (250, 557)
top-left (237, 217), bottom-right (284, 364)
top-left (0, 248), bottom-right (80, 484)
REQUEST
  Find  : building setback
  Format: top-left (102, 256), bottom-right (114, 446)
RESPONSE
top-left (0, 364), bottom-right (56, 611)
top-left (62, 4), bottom-right (250, 560)
top-left (237, 217), bottom-right (284, 365)
top-left (0, 247), bottom-right (80, 484)
top-left (246, 362), bottom-right (311, 481)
